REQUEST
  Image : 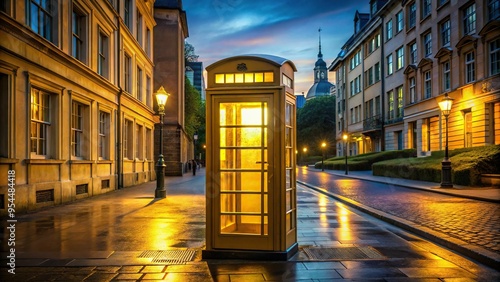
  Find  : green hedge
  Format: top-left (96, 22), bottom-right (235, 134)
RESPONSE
top-left (372, 145), bottom-right (500, 186)
top-left (314, 149), bottom-right (416, 171)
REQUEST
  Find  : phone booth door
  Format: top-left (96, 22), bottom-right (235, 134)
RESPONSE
top-left (213, 96), bottom-right (274, 250)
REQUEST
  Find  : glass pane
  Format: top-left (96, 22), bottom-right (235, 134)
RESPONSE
top-left (220, 102), bottom-right (264, 126)
top-left (235, 73), bottom-right (244, 83)
top-left (285, 127), bottom-right (291, 146)
top-left (286, 190), bottom-right (291, 211)
top-left (264, 72), bottom-right (273, 82)
top-left (286, 169), bottom-right (291, 188)
top-left (220, 172), bottom-right (263, 191)
top-left (215, 74), bottom-right (224, 83)
top-left (221, 215), bottom-right (264, 235)
top-left (225, 73), bottom-right (234, 83)
top-left (220, 127), bottom-right (264, 147)
top-left (244, 73), bottom-right (253, 83)
top-left (255, 72), bottom-right (263, 82)
top-left (220, 149), bottom-right (264, 169)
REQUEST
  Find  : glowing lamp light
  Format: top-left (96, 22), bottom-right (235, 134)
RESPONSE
top-left (155, 86), bottom-right (170, 113)
top-left (438, 93), bottom-right (453, 117)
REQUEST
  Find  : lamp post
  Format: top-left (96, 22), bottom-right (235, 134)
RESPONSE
top-left (193, 133), bottom-right (198, 176)
top-left (321, 142), bottom-right (326, 171)
top-left (438, 93), bottom-right (454, 188)
top-left (343, 133), bottom-right (348, 175)
top-left (155, 86), bottom-right (169, 198)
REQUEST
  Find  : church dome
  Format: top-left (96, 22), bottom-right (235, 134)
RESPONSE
top-left (306, 80), bottom-right (333, 100)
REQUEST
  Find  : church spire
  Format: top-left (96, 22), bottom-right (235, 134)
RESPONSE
top-left (318, 27), bottom-right (323, 59)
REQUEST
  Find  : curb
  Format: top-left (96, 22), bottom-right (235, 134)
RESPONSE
top-left (298, 180), bottom-right (500, 270)
top-left (323, 170), bottom-right (500, 203)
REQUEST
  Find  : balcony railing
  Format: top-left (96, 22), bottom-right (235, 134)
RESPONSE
top-left (363, 114), bottom-right (383, 131)
top-left (386, 108), bottom-right (403, 124)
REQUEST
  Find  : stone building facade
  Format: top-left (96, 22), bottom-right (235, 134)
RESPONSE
top-left (330, 0), bottom-right (500, 157)
top-left (0, 0), bottom-right (157, 215)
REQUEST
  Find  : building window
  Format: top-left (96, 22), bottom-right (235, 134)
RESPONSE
top-left (350, 50), bottom-right (361, 70)
top-left (386, 19), bottom-right (393, 41)
top-left (424, 70), bottom-right (432, 99)
top-left (465, 51), bottom-right (475, 84)
top-left (440, 19), bottom-right (451, 47)
top-left (124, 0), bottom-right (132, 30)
top-left (408, 2), bottom-right (416, 29)
top-left (424, 32), bottom-right (432, 57)
top-left (146, 128), bottom-right (152, 159)
top-left (146, 27), bottom-right (151, 57)
top-left (124, 53), bottom-right (132, 93)
top-left (0, 0), bottom-right (10, 13)
top-left (422, 0), bottom-right (431, 19)
top-left (146, 75), bottom-right (151, 107)
top-left (409, 77), bottom-right (416, 104)
top-left (396, 10), bottom-right (404, 33)
top-left (464, 111), bottom-right (472, 147)
top-left (98, 111), bottom-right (109, 160)
top-left (124, 119), bottom-right (133, 159)
top-left (0, 73), bottom-right (9, 157)
top-left (387, 90), bottom-right (394, 120)
top-left (489, 0), bottom-right (500, 21)
top-left (386, 54), bottom-right (393, 75)
top-left (463, 3), bottom-right (476, 35)
top-left (28, 0), bottom-right (55, 43)
top-left (374, 62), bottom-right (380, 82)
top-left (396, 86), bottom-right (403, 118)
top-left (490, 38), bottom-right (500, 76)
top-left (30, 88), bottom-right (50, 157)
top-left (375, 96), bottom-right (381, 115)
top-left (71, 101), bottom-right (88, 159)
top-left (396, 47), bottom-right (404, 70)
top-left (136, 66), bottom-right (142, 101)
top-left (368, 67), bottom-right (373, 86)
top-left (136, 9), bottom-right (142, 46)
top-left (409, 42), bottom-right (417, 64)
top-left (72, 8), bottom-right (86, 63)
top-left (442, 61), bottom-right (451, 92)
top-left (136, 124), bottom-right (143, 159)
top-left (98, 30), bottom-right (109, 78)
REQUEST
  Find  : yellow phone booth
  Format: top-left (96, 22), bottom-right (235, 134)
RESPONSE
top-left (202, 54), bottom-right (298, 260)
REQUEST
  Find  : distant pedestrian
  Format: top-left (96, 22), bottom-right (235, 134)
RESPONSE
top-left (192, 159), bottom-right (196, 176)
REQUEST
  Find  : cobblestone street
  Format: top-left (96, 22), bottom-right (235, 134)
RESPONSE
top-left (297, 167), bottom-right (500, 256)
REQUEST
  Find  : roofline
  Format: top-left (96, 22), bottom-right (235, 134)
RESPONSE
top-left (206, 54), bottom-right (297, 72)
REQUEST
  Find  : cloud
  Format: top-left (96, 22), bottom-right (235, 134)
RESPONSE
top-left (183, 0), bottom-right (370, 94)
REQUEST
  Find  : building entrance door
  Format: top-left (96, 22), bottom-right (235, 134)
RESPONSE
top-left (213, 96), bottom-right (274, 250)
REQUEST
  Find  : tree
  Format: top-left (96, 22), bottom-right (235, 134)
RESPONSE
top-left (184, 77), bottom-right (202, 139)
top-left (297, 96), bottom-right (336, 155)
top-left (184, 42), bottom-right (199, 63)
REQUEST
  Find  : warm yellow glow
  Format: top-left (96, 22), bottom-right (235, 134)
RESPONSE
top-left (225, 73), bottom-right (234, 83)
top-left (438, 93), bottom-right (453, 116)
top-left (343, 134), bottom-right (348, 141)
top-left (155, 86), bottom-right (169, 113)
top-left (303, 147), bottom-right (307, 153)
top-left (255, 72), bottom-right (264, 82)
top-left (235, 73), bottom-right (244, 83)
top-left (215, 74), bottom-right (225, 83)
top-left (264, 72), bottom-right (274, 82)
top-left (321, 142), bottom-right (326, 148)
top-left (244, 73), bottom-right (254, 83)
top-left (215, 72), bottom-right (274, 84)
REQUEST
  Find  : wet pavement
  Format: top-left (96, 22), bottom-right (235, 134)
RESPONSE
top-left (1, 168), bottom-right (499, 281)
top-left (297, 166), bottom-right (500, 267)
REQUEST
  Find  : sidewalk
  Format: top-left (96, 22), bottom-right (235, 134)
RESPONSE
top-left (1, 168), bottom-right (498, 281)
top-left (319, 168), bottom-right (500, 203)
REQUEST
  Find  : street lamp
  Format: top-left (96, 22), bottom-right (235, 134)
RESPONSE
top-left (155, 86), bottom-right (169, 198)
top-left (343, 133), bottom-right (348, 175)
top-left (438, 93), bottom-right (454, 188)
top-left (321, 142), bottom-right (326, 171)
top-left (193, 133), bottom-right (198, 176)
top-left (302, 147), bottom-right (307, 165)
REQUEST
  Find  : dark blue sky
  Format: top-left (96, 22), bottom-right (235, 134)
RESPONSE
top-left (183, 0), bottom-right (369, 94)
